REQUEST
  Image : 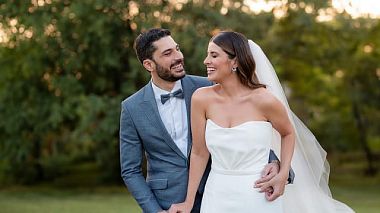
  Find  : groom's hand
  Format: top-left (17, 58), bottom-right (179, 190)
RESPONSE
top-left (253, 162), bottom-right (282, 201)
top-left (255, 162), bottom-right (280, 186)
top-left (256, 172), bottom-right (288, 201)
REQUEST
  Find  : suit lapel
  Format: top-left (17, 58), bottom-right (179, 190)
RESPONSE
top-left (140, 82), bottom-right (187, 159)
top-left (181, 76), bottom-right (197, 157)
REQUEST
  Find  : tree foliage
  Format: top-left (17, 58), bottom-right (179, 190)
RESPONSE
top-left (0, 0), bottom-right (379, 184)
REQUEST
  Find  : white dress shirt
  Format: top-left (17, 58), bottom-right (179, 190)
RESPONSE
top-left (151, 80), bottom-right (188, 156)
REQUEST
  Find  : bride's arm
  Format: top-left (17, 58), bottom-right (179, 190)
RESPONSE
top-left (168, 89), bottom-right (210, 213)
top-left (256, 92), bottom-right (295, 201)
top-left (268, 99), bottom-right (295, 181)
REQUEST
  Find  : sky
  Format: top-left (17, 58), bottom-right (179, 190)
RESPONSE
top-left (332, 0), bottom-right (380, 18)
top-left (246, 0), bottom-right (380, 19)
top-left (1, 0), bottom-right (380, 43)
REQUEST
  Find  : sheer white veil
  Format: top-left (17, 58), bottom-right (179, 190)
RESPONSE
top-left (248, 40), bottom-right (355, 213)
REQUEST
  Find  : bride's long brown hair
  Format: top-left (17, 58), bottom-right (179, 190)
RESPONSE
top-left (210, 31), bottom-right (266, 89)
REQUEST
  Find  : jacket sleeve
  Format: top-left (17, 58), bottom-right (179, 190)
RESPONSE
top-left (268, 150), bottom-right (295, 184)
top-left (120, 103), bottom-right (162, 212)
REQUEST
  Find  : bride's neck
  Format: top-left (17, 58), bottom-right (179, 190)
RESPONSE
top-left (218, 78), bottom-right (250, 98)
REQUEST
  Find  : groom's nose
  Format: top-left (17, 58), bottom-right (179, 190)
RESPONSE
top-left (174, 49), bottom-right (183, 60)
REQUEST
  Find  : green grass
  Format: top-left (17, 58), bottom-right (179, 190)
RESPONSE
top-left (0, 186), bottom-right (140, 213)
top-left (328, 152), bottom-right (380, 213)
top-left (1, 177), bottom-right (379, 213)
top-left (331, 185), bottom-right (380, 213)
top-left (1, 154), bottom-right (379, 213)
top-left (330, 176), bottom-right (380, 213)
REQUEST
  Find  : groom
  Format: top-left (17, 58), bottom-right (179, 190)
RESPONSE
top-left (120, 28), bottom-right (292, 213)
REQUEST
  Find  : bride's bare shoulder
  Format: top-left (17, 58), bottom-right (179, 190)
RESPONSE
top-left (250, 87), bottom-right (279, 106)
top-left (192, 84), bottom-right (218, 100)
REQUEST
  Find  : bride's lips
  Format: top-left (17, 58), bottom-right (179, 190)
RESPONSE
top-left (206, 67), bottom-right (216, 75)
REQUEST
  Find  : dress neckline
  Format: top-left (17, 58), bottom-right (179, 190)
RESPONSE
top-left (207, 119), bottom-right (271, 129)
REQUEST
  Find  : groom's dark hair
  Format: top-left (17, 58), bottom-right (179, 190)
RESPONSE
top-left (134, 28), bottom-right (171, 64)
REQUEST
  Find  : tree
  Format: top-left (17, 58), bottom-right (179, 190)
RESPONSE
top-left (0, 0), bottom-right (378, 184)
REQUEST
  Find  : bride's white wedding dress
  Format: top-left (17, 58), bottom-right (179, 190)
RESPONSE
top-left (200, 119), bottom-right (354, 213)
top-left (199, 40), bottom-right (355, 213)
top-left (201, 119), bottom-right (283, 212)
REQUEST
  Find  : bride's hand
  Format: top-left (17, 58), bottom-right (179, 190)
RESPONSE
top-left (253, 162), bottom-right (280, 197)
top-left (255, 162), bottom-right (280, 185)
top-left (255, 172), bottom-right (288, 201)
top-left (168, 201), bottom-right (192, 213)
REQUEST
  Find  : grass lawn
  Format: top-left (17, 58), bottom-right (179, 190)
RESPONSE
top-left (0, 186), bottom-right (140, 213)
top-left (328, 160), bottom-right (380, 213)
top-left (1, 154), bottom-right (379, 213)
top-left (1, 178), bottom-right (379, 213)
top-left (330, 179), bottom-right (380, 213)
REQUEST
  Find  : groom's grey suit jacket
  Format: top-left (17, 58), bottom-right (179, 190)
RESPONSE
top-left (120, 75), bottom-right (212, 213)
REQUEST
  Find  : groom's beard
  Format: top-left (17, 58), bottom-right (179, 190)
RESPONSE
top-left (155, 59), bottom-right (186, 82)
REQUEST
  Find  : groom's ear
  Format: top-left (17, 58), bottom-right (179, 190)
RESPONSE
top-left (143, 59), bottom-right (155, 72)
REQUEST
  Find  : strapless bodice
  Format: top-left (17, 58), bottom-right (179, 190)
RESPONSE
top-left (205, 119), bottom-right (273, 174)
top-left (201, 119), bottom-right (283, 213)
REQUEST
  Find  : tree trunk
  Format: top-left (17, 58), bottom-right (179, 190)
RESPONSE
top-left (351, 82), bottom-right (377, 176)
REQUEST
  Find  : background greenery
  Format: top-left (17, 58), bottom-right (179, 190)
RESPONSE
top-left (0, 0), bottom-right (379, 212)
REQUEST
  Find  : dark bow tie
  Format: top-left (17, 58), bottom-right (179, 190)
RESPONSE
top-left (160, 89), bottom-right (184, 104)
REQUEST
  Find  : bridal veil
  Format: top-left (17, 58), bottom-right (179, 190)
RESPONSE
top-left (248, 40), bottom-right (355, 213)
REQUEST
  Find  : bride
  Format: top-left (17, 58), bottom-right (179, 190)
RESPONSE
top-left (169, 31), bottom-right (354, 213)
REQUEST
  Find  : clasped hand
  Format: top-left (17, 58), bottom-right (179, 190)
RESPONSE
top-left (254, 162), bottom-right (288, 201)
